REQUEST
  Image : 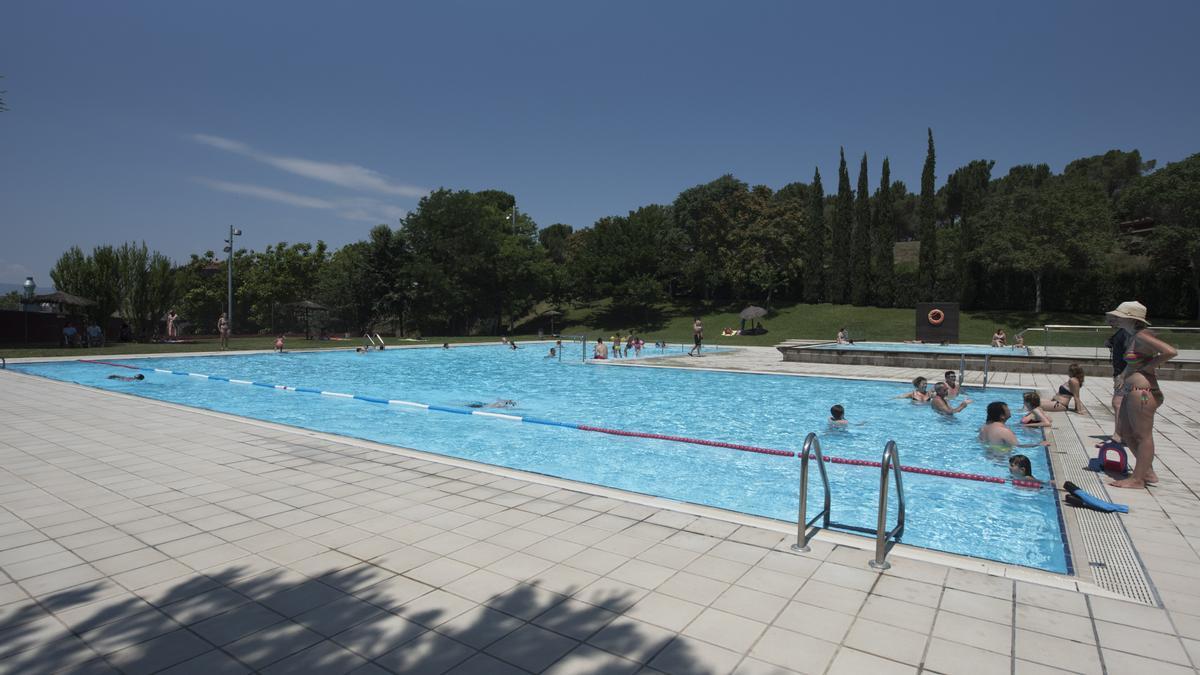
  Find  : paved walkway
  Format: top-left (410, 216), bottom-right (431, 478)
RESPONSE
top-left (2, 349), bottom-right (1199, 674)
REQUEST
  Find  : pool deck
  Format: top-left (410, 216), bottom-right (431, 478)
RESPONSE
top-left (2, 347), bottom-right (1200, 674)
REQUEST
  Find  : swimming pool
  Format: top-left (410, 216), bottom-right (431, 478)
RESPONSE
top-left (811, 341), bottom-right (1030, 356)
top-left (12, 345), bottom-right (1069, 573)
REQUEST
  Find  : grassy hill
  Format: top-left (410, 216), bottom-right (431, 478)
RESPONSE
top-left (517, 300), bottom-right (1125, 347)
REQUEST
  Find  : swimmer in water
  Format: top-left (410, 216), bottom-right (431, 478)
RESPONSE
top-left (107, 374), bottom-right (145, 382)
top-left (1009, 454), bottom-right (1037, 482)
top-left (978, 402), bottom-right (1050, 453)
top-left (467, 399), bottom-right (517, 409)
top-left (828, 404), bottom-right (866, 429)
top-left (894, 376), bottom-right (931, 403)
top-left (546, 347), bottom-right (556, 359)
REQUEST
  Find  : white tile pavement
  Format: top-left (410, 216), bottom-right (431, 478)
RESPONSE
top-left (2, 352), bottom-right (1200, 673)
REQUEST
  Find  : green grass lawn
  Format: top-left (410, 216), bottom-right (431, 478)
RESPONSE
top-left (5, 301), bottom-right (1196, 359)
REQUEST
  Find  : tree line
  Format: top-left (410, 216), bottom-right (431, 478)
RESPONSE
top-left (36, 131), bottom-right (1200, 339)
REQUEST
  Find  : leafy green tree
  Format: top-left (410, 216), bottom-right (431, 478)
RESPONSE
top-left (723, 185), bottom-right (801, 304)
top-left (943, 159), bottom-right (994, 305)
top-left (1064, 149), bottom-right (1152, 201)
top-left (802, 168), bottom-right (825, 303)
top-left (673, 175), bottom-right (752, 300)
top-left (918, 128), bottom-right (938, 299)
top-left (402, 189), bottom-right (545, 335)
top-left (850, 153), bottom-right (872, 305)
top-left (830, 149), bottom-right (853, 303)
top-left (1119, 153), bottom-right (1200, 318)
top-left (176, 251), bottom-right (234, 333)
top-left (49, 244), bottom-right (121, 326)
top-left (238, 241), bottom-right (329, 332)
top-left (316, 241), bottom-right (374, 334)
top-left (976, 165), bottom-right (1113, 312)
top-left (569, 205), bottom-right (675, 312)
top-left (872, 158), bottom-right (895, 307)
top-left (115, 242), bottom-right (177, 339)
top-left (0, 291), bottom-right (19, 308)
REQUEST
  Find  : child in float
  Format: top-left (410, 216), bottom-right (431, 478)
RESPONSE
top-left (1020, 392), bottom-right (1052, 427)
top-left (894, 376), bottom-right (932, 403)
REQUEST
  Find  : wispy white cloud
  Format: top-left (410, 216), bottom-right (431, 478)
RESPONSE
top-left (195, 178), bottom-right (335, 209)
top-left (193, 178), bottom-right (407, 224)
top-left (0, 259), bottom-right (32, 284)
top-left (191, 133), bottom-right (427, 198)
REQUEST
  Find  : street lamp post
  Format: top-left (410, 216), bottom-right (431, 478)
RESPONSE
top-left (224, 226), bottom-right (242, 336)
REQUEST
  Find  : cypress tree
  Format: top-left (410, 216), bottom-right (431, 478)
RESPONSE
top-left (918, 128), bottom-right (938, 299)
top-left (851, 153), bottom-right (872, 305)
top-left (873, 158), bottom-right (895, 307)
top-left (803, 167), bottom-right (825, 303)
top-left (831, 148), bottom-right (853, 304)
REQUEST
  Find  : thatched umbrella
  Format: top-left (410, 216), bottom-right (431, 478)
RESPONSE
top-left (286, 300), bottom-right (330, 339)
top-left (739, 305), bottom-right (768, 333)
top-left (32, 291), bottom-right (95, 309)
top-left (543, 309), bottom-right (563, 334)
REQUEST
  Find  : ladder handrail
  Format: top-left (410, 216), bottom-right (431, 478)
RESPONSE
top-left (870, 440), bottom-right (906, 570)
top-left (791, 432), bottom-right (831, 553)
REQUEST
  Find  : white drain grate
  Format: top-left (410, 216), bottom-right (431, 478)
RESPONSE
top-left (1055, 417), bottom-right (1158, 606)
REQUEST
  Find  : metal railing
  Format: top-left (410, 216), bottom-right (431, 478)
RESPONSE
top-left (791, 435), bottom-right (907, 570)
top-left (791, 432), bottom-right (830, 553)
top-left (869, 441), bottom-right (906, 570)
top-left (1016, 324), bottom-right (1200, 362)
top-left (561, 334), bottom-right (588, 361)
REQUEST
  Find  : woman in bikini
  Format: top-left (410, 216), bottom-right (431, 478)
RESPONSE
top-left (1107, 301), bottom-right (1176, 489)
top-left (894, 376), bottom-right (932, 403)
top-left (1040, 364), bottom-right (1087, 414)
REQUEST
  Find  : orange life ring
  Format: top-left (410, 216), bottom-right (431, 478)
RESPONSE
top-left (928, 308), bottom-right (945, 326)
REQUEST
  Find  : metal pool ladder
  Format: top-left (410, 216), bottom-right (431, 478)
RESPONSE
top-left (791, 434), bottom-right (907, 570)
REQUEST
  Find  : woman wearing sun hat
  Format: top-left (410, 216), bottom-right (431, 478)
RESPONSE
top-left (1107, 301), bottom-right (1177, 489)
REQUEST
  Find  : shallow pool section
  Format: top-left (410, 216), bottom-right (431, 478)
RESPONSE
top-left (811, 341), bottom-right (1030, 356)
top-left (14, 346), bottom-right (1068, 573)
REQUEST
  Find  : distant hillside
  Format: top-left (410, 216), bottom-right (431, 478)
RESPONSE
top-left (0, 283), bottom-right (26, 294)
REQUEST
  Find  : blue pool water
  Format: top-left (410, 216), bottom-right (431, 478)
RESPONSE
top-left (13, 345), bottom-right (1068, 573)
top-left (812, 341), bottom-right (1030, 356)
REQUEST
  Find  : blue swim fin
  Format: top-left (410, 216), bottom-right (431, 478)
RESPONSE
top-left (1063, 481), bottom-right (1129, 513)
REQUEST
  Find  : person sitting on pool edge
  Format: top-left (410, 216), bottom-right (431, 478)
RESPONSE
top-left (594, 337), bottom-right (608, 360)
top-left (991, 327), bottom-right (1007, 348)
top-left (107, 373), bottom-right (145, 382)
top-left (932, 382), bottom-right (972, 416)
top-left (894, 376), bottom-right (932, 403)
top-left (1020, 392), bottom-right (1052, 427)
top-left (1041, 364), bottom-right (1087, 414)
top-left (836, 327), bottom-right (853, 345)
top-left (978, 402), bottom-right (1050, 452)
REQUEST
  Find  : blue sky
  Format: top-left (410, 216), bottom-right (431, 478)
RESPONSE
top-left (2, 1), bottom-right (1198, 285)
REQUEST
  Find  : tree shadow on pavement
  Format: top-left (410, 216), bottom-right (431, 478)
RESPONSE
top-left (0, 561), bottom-right (708, 674)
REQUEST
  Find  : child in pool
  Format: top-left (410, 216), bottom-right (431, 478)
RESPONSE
top-left (1009, 454), bottom-right (1041, 485)
top-left (828, 404), bottom-right (865, 428)
top-left (1020, 392), bottom-right (1052, 427)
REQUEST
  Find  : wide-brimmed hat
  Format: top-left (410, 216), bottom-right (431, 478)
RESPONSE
top-left (1106, 301), bottom-right (1150, 325)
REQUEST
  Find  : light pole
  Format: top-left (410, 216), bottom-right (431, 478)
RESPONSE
top-left (224, 226), bottom-right (242, 336)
